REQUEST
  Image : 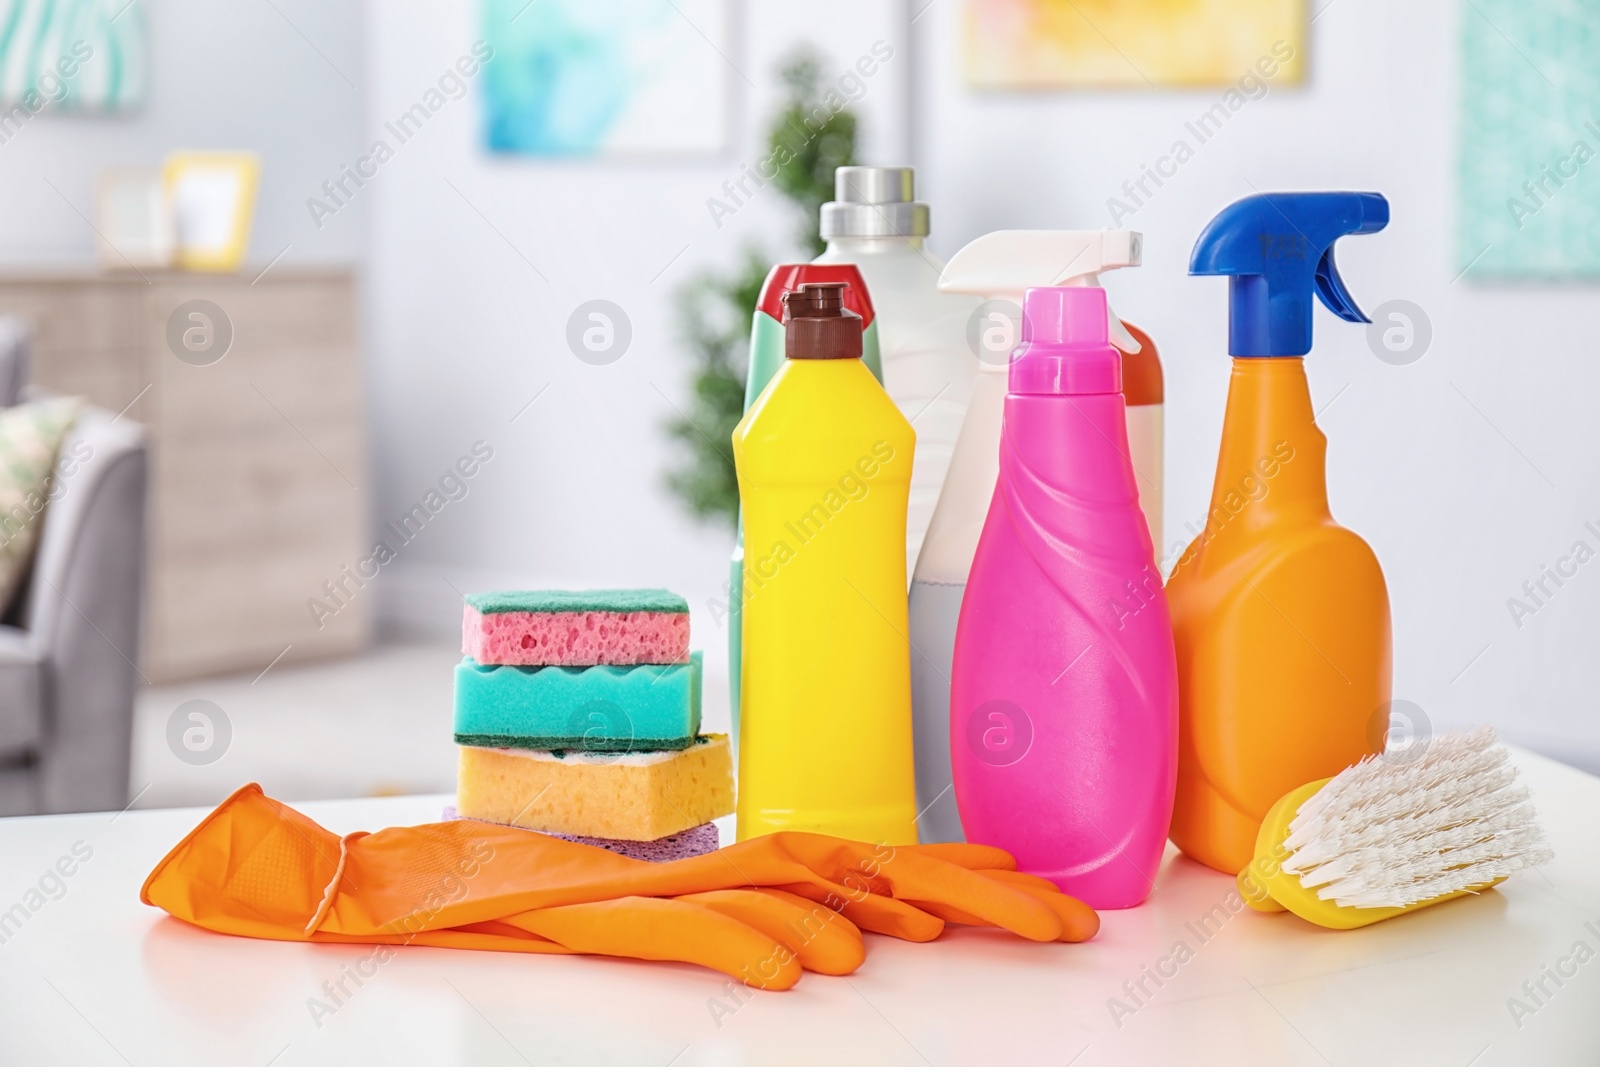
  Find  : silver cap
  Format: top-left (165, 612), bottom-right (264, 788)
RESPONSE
top-left (819, 166), bottom-right (931, 239)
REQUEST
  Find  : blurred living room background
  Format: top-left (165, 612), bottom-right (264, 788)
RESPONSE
top-left (0, 0), bottom-right (1594, 816)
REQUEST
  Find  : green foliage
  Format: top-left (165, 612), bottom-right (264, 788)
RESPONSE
top-left (663, 247), bottom-right (765, 524)
top-left (768, 54), bottom-right (858, 257)
top-left (663, 50), bottom-right (856, 528)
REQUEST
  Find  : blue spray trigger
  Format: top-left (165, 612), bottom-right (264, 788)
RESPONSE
top-left (1313, 248), bottom-right (1369, 324)
top-left (1190, 191), bottom-right (1389, 356)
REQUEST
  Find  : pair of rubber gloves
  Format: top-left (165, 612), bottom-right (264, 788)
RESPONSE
top-left (142, 784), bottom-right (1098, 990)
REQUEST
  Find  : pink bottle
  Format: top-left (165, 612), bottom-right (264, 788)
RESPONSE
top-left (949, 286), bottom-right (1177, 910)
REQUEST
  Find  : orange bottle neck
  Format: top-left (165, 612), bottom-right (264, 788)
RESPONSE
top-left (1207, 358), bottom-right (1329, 531)
top-left (1121, 321), bottom-right (1163, 407)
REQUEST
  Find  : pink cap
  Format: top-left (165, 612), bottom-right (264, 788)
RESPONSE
top-left (1010, 287), bottom-right (1123, 396)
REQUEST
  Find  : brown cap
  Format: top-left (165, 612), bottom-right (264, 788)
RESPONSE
top-left (783, 282), bottom-right (862, 360)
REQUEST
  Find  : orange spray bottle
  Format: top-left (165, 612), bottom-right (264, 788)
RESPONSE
top-left (1168, 192), bottom-right (1393, 875)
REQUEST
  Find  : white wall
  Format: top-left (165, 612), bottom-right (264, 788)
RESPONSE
top-left (360, 0), bottom-right (1598, 769)
top-left (914, 0), bottom-right (1600, 771)
top-left (4, 2), bottom-right (1587, 763)
top-left (0, 0), bottom-right (364, 266)
top-left (13, 0), bottom-right (1581, 770)
top-left (363, 1), bottom-right (912, 733)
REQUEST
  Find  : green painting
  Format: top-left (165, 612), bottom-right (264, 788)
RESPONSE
top-left (1458, 0), bottom-right (1600, 279)
top-left (480, 0), bottom-right (730, 157)
top-left (0, 0), bottom-right (146, 113)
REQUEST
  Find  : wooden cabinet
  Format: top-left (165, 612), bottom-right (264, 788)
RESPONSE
top-left (0, 270), bottom-right (370, 681)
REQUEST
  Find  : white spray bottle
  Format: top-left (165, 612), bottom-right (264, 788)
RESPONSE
top-left (909, 229), bottom-right (1160, 843)
top-left (812, 167), bottom-right (980, 576)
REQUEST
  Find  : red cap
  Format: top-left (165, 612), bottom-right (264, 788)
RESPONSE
top-left (757, 264), bottom-right (875, 328)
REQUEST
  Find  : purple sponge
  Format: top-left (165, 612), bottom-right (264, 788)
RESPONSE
top-left (545, 823), bottom-right (720, 862)
top-left (444, 806), bottom-right (719, 862)
top-left (462, 589), bottom-right (689, 666)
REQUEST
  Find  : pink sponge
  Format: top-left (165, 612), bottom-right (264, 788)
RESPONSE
top-left (462, 589), bottom-right (689, 666)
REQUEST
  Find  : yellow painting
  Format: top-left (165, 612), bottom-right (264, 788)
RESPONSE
top-left (964, 0), bottom-right (1306, 89)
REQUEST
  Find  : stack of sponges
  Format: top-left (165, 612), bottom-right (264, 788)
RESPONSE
top-left (453, 589), bottom-right (733, 861)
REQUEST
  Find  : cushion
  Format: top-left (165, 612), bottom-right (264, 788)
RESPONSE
top-left (0, 396), bottom-right (83, 611)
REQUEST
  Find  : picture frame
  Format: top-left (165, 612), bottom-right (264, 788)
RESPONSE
top-left (93, 167), bottom-right (174, 270)
top-left (163, 152), bottom-right (260, 272)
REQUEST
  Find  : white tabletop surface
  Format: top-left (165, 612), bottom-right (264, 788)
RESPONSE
top-left (1, 746), bottom-right (1597, 1067)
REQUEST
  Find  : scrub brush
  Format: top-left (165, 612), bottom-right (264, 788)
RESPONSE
top-left (1238, 728), bottom-right (1552, 929)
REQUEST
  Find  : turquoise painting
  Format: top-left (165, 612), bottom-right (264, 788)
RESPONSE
top-left (0, 0), bottom-right (146, 112)
top-left (481, 0), bottom-right (730, 157)
top-left (1458, 0), bottom-right (1600, 279)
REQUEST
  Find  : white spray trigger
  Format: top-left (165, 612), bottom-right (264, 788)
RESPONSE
top-left (939, 229), bottom-right (1144, 355)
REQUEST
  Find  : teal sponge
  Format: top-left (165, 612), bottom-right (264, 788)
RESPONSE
top-left (454, 651), bottom-right (702, 752)
top-left (464, 589), bottom-right (687, 615)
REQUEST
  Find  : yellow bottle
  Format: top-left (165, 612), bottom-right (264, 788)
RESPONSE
top-left (732, 281), bottom-right (918, 844)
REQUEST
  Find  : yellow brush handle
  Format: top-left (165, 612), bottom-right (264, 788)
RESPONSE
top-left (1239, 778), bottom-right (1502, 930)
top-left (1237, 869), bottom-right (1286, 912)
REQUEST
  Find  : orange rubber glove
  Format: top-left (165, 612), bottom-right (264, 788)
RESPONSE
top-left (142, 784), bottom-right (1096, 989)
top-left (312, 897), bottom-right (816, 990)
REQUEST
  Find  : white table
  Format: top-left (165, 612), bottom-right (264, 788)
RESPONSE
top-left (1, 747), bottom-right (1596, 1066)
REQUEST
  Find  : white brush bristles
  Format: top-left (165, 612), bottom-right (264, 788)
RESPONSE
top-left (1280, 728), bottom-right (1553, 909)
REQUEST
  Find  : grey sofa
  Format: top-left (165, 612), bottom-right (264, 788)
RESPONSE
top-left (0, 322), bottom-right (148, 815)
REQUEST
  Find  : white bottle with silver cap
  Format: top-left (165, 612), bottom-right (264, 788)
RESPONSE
top-left (812, 167), bottom-right (979, 577)
top-left (910, 229), bottom-right (1152, 843)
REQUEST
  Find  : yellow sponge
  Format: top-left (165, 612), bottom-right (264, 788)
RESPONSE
top-left (457, 734), bottom-right (733, 841)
